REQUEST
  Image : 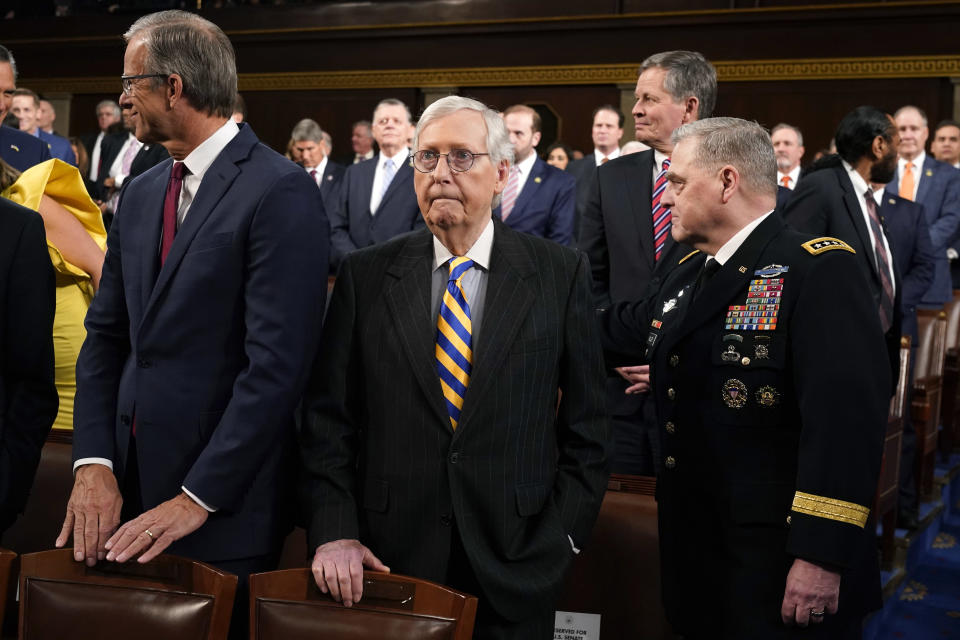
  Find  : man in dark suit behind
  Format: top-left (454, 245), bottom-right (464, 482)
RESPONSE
top-left (328, 98), bottom-right (422, 270)
top-left (56, 10), bottom-right (328, 636)
top-left (290, 117), bottom-right (344, 218)
top-left (0, 196), bottom-right (58, 535)
top-left (566, 104), bottom-right (624, 240)
top-left (0, 45), bottom-right (50, 172)
top-left (302, 96), bottom-right (609, 639)
top-left (578, 50), bottom-right (716, 475)
top-left (494, 104), bottom-right (575, 245)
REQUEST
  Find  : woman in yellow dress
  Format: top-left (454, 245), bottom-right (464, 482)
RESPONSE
top-left (0, 158), bottom-right (107, 431)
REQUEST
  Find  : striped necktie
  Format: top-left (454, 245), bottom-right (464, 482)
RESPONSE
top-left (436, 257), bottom-right (475, 429)
top-left (652, 157), bottom-right (672, 261)
top-left (863, 189), bottom-right (895, 333)
top-left (500, 166), bottom-right (520, 219)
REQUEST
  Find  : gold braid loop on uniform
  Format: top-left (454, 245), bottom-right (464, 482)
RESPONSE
top-left (791, 491), bottom-right (870, 528)
top-left (801, 237), bottom-right (856, 255)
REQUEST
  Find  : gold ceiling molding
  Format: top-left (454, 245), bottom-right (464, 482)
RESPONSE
top-left (20, 55), bottom-right (960, 95)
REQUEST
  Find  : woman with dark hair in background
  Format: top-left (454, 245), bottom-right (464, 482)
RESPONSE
top-left (545, 141), bottom-right (573, 170)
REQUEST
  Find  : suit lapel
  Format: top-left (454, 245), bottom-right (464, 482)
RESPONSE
top-left (624, 151), bottom-right (655, 269)
top-left (509, 158), bottom-right (545, 219)
top-left (666, 215), bottom-right (782, 347)
top-left (456, 223), bottom-right (536, 433)
top-left (916, 156), bottom-right (935, 205)
top-left (384, 231), bottom-right (451, 430)
top-left (356, 158), bottom-right (375, 215)
top-left (836, 167), bottom-right (878, 279)
top-left (138, 159), bottom-right (172, 315)
top-left (378, 157), bottom-right (412, 211)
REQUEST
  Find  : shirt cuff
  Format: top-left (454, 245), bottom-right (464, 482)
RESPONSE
top-left (114, 173), bottom-right (127, 187)
top-left (568, 534), bottom-right (580, 555)
top-left (73, 458), bottom-right (113, 473)
top-left (182, 486), bottom-right (217, 512)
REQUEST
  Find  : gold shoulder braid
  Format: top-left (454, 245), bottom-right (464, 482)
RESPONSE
top-left (678, 250), bottom-right (701, 265)
top-left (801, 237), bottom-right (855, 255)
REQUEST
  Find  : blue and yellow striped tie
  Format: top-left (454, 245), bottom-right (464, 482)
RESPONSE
top-left (436, 257), bottom-right (474, 429)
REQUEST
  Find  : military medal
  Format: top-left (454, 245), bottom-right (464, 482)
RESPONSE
top-left (722, 379), bottom-right (748, 408)
top-left (724, 271), bottom-right (786, 331)
top-left (755, 344), bottom-right (769, 359)
top-left (754, 264), bottom-right (789, 278)
top-left (756, 385), bottom-right (780, 407)
top-left (721, 345), bottom-right (740, 362)
top-left (663, 298), bottom-right (678, 314)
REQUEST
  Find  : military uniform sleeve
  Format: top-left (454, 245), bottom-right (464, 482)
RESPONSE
top-left (785, 247), bottom-right (889, 568)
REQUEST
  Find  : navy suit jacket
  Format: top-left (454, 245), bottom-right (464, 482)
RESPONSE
top-left (0, 126), bottom-right (50, 172)
top-left (880, 193), bottom-right (936, 346)
top-left (328, 154), bottom-right (423, 270)
top-left (73, 124), bottom-right (329, 562)
top-left (310, 160), bottom-right (345, 217)
top-left (885, 155), bottom-right (960, 305)
top-left (37, 130), bottom-right (76, 166)
top-left (493, 157), bottom-right (576, 246)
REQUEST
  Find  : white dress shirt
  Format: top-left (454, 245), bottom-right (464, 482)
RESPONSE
top-left (107, 133), bottom-right (141, 188)
top-left (370, 147), bottom-right (409, 214)
top-left (74, 118), bottom-right (242, 512)
top-left (89, 131), bottom-right (105, 181)
top-left (777, 166), bottom-right (801, 190)
top-left (653, 149), bottom-right (670, 183)
top-left (712, 211), bottom-right (774, 265)
top-left (593, 147), bottom-right (621, 165)
top-left (305, 155), bottom-right (329, 188)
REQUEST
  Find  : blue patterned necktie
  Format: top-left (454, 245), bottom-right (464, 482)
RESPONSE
top-left (436, 257), bottom-right (474, 429)
top-left (380, 158), bottom-right (396, 200)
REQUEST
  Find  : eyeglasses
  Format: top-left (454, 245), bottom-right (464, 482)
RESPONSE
top-left (412, 149), bottom-right (490, 173)
top-left (121, 73), bottom-right (168, 95)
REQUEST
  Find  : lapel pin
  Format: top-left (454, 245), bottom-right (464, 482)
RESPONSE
top-left (534, 176), bottom-right (542, 183)
top-left (926, 169), bottom-right (933, 177)
top-left (9, 145), bottom-right (18, 152)
top-left (888, 198), bottom-right (896, 205)
top-left (738, 266), bottom-right (747, 273)
top-left (327, 175), bottom-right (333, 181)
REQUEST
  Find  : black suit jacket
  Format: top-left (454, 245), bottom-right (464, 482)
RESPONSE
top-left (568, 153), bottom-right (597, 242)
top-left (0, 198), bottom-right (57, 533)
top-left (601, 214), bottom-right (888, 636)
top-left (880, 193), bottom-right (936, 346)
top-left (314, 160), bottom-right (345, 216)
top-left (301, 221), bottom-right (610, 622)
top-left (781, 163), bottom-right (902, 386)
top-left (128, 142), bottom-right (169, 181)
top-left (328, 154), bottom-right (423, 270)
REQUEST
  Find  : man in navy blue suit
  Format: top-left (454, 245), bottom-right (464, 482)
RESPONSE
top-left (11, 89), bottom-right (76, 166)
top-left (888, 105), bottom-right (960, 308)
top-left (329, 98), bottom-right (422, 270)
top-left (0, 46), bottom-right (50, 171)
top-left (56, 11), bottom-right (327, 634)
top-left (494, 104), bottom-right (575, 246)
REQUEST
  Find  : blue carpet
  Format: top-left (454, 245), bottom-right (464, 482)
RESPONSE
top-left (872, 488), bottom-right (960, 639)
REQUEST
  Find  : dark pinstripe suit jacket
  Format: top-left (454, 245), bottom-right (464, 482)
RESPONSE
top-left (301, 220), bottom-right (610, 622)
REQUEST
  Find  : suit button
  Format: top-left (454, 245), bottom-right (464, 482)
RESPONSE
top-left (120, 415), bottom-right (131, 426)
top-left (449, 452), bottom-right (459, 464)
top-left (440, 514), bottom-right (452, 526)
top-left (136, 359), bottom-right (151, 368)
top-left (786, 515), bottom-right (792, 525)
top-left (667, 387), bottom-right (676, 400)
top-left (741, 357), bottom-right (751, 366)
top-left (665, 421), bottom-right (676, 435)
top-left (665, 456), bottom-right (676, 469)
top-left (669, 354), bottom-right (679, 367)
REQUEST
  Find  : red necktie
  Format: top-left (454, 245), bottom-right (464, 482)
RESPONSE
top-left (161, 162), bottom-right (188, 265)
top-left (652, 158), bottom-right (671, 261)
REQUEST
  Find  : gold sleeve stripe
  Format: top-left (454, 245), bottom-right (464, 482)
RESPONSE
top-left (791, 492), bottom-right (870, 528)
top-left (679, 250), bottom-right (701, 265)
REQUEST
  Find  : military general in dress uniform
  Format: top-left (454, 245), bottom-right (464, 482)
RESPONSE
top-left (600, 118), bottom-right (889, 638)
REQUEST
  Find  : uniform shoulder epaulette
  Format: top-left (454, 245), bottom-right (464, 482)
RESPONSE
top-left (801, 237), bottom-right (856, 256)
top-left (678, 250), bottom-right (701, 265)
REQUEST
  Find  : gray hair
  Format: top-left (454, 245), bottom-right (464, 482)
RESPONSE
top-left (373, 98), bottom-right (412, 125)
top-left (124, 10), bottom-right (237, 119)
top-left (414, 96), bottom-right (514, 208)
top-left (639, 50), bottom-right (717, 120)
top-left (771, 122), bottom-right (804, 147)
top-left (894, 105), bottom-right (928, 127)
top-left (671, 117), bottom-right (777, 198)
top-left (96, 100), bottom-right (121, 117)
top-left (0, 45), bottom-right (17, 81)
top-left (290, 118), bottom-right (323, 143)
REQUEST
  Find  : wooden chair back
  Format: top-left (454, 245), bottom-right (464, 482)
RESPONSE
top-left (18, 549), bottom-right (237, 640)
top-left (249, 569), bottom-right (477, 640)
top-left (876, 336), bottom-right (911, 568)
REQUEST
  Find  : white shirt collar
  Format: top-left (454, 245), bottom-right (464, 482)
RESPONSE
top-left (712, 211), bottom-right (774, 266)
top-left (777, 165), bottom-right (801, 187)
top-left (654, 149), bottom-right (670, 173)
top-left (379, 146), bottom-right (410, 169)
top-left (307, 155), bottom-right (328, 178)
top-left (593, 147), bottom-right (620, 165)
top-left (514, 151), bottom-right (537, 176)
top-left (899, 150), bottom-right (925, 173)
top-left (181, 119), bottom-right (240, 180)
top-left (433, 217), bottom-right (494, 271)
top-left (842, 158), bottom-right (871, 200)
